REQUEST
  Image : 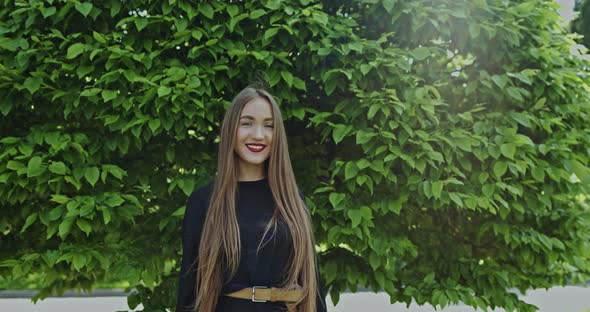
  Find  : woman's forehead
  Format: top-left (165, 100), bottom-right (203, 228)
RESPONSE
top-left (240, 97), bottom-right (273, 120)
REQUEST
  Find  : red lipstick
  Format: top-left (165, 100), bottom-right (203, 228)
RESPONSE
top-left (246, 144), bottom-right (266, 153)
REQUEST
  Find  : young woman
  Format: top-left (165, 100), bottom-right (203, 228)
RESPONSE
top-left (176, 86), bottom-right (327, 312)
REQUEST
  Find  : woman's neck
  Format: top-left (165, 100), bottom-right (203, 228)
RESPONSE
top-left (237, 163), bottom-right (266, 181)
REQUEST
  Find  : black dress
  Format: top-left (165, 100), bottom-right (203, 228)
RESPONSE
top-left (175, 178), bottom-right (327, 312)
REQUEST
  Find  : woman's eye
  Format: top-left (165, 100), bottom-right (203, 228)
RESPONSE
top-left (241, 123), bottom-right (251, 126)
top-left (265, 125), bottom-right (274, 128)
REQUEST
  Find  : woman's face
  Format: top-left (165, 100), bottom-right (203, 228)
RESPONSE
top-left (234, 97), bottom-right (274, 168)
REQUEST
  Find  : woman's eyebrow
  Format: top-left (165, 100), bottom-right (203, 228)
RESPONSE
top-left (240, 115), bottom-right (273, 121)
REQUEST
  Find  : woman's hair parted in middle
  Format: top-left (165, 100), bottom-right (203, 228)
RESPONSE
top-left (191, 86), bottom-right (321, 312)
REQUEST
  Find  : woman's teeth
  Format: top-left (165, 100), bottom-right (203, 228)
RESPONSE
top-left (247, 144), bottom-right (264, 151)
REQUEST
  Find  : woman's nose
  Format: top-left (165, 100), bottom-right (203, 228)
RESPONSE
top-left (253, 126), bottom-right (264, 138)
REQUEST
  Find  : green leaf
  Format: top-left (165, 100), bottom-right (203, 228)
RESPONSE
top-left (67, 200), bottom-right (80, 213)
top-left (347, 209), bottom-right (362, 228)
top-left (249, 9), bottom-right (266, 19)
top-left (383, 0), bottom-right (396, 12)
top-left (41, 6), bottom-right (57, 18)
top-left (291, 107), bottom-right (305, 120)
top-left (292, 77), bottom-right (306, 91)
top-left (226, 5), bottom-right (239, 17)
top-left (27, 156), bottom-right (45, 177)
top-left (105, 194), bottom-right (125, 207)
top-left (317, 48), bottom-right (331, 56)
top-left (449, 193), bottom-right (463, 207)
top-left (510, 112), bottom-right (532, 128)
top-left (77, 64), bottom-right (94, 78)
top-left (19, 144), bottom-right (33, 156)
top-left (79, 204), bottom-right (94, 217)
top-left (84, 167), bottom-right (99, 186)
top-left (58, 217), bottom-right (75, 239)
top-left (75, 2), bottom-right (93, 17)
top-left (205, 39), bottom-right (218, 46)
top-left (329, 193), bottom-right (345, 210)
top-left (172, 206), bottom-right (185, 217)
top-left (500, 143), bottom-right (516, 159)
top-left (482, 184), bottom-right (495, 197)
top-left (345, 162), bottom-right (358, 180)
top-left (20, 213), bottom-right (38, 234)
top-left (332, 124), bottom-right (351, 144)
top-left (369, 252), bottom-right (381, 270)
top-left (72, 254), bottom-right (87, 271)
top-left (111, 1), bottom-right (121, 17)
top-left (135, 18), bottom-right (148, 31)
top-left (24, 77), bottom-right (42, 94)
top-left (76, 219), bottom-right (92, 236)
top-left (357, 159), bottom-right (371, 170)
top-left (80, 88), bottom-right (101, 97)
top-left (179, 179), bottom-right (195, 196)
top-left (199, 3), bottom-right (214, 19)
top-left (175, 18), bottom-right (188, 32)
top-left (368, 105), bottom-right (380, 119)
top-left (533, 97), bottom-right (546, 110)
top-left (101, 90), bottom-right (118, 102)
top-left (48, 207), bottom-right (64, 221)
top-left (51, 194), bottom-right (70, 204)
top-left (410, 47), bottom-right (430, 61)
top-left (49, 161), bottom-right (67, 175)
top-left (0, 136), bottom-right (19, 144)
top-left (491, 75), bottom-right (507, 89)
top-left (264, 27), bottom-right (279, 41)
top-left (507, 87), bottom-right (524, 101)
top-left (103, 165), bottom-right (125, 180)
top-left (280, 71), bottom-right (293, 87)
top-left (92, 31), bottom-right (106, 44)
top-left (157, 86), bottom-right (171, 97)
top-left (531, 166), bottom-right (545, 181)
top-left (91, 250), bottom-right (110, 270)
top-left (312, 12), bottom-right (328, 26)
top-left (387, 197), bottom-right (404, 214)
top-left (102, 208), bottom-right (112, 224)
top-left (431, 181), bottom-right (443, 198)
top-left (360, 206), bottom-right (372, 219)
top-left (493, 161), bottom-right (508, 178)
top-left (66, 43), bottom-right (86, 59)
top-left (360, 64), bottom-right (371, 75)
top-left (356, 129), bottom-right (377, 144)
top-left (148, 119), bottom-right (160, 132)
top-left (264, 0), bottom-right (282, 10)
top-left (374, 271), bottom-right (385, 288)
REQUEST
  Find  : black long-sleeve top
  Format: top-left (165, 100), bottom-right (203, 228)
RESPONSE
top-left (176, 178), bottom-right (327, 312)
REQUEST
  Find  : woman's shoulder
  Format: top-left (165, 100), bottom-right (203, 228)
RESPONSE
top-left (186, 180), bottom-right (214, 218)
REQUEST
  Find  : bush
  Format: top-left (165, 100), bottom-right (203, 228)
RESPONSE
top-left (1, 1), bottom-right (589, 311)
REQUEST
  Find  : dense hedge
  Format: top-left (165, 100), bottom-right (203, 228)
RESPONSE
top-left (1, 1), bottom-right (589, 311)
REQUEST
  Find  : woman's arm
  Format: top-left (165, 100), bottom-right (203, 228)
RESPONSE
top-left (175, 187), bottom-right (208, 312)
top-left (315, 253), bottom-right (328, 312)
top-left (298, 187), bottom-right (328, 312)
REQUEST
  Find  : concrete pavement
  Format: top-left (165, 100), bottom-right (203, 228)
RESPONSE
top-left (1, 286), bottom-right (589, 312)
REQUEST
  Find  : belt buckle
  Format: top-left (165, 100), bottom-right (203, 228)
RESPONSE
top-left (251, 285), bottom-right (268, 302)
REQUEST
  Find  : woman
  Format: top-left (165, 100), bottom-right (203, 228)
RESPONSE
top-left (176, 86), bottom-right (327, 312)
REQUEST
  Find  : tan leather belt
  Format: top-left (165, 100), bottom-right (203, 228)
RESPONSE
top-left (225, 286), bottom-right (303, 312)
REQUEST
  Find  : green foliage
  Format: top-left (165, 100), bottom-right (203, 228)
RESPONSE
top-left (1, 1), bottom-right (590, 312)
top-left (572, 0), bottom-right (590, 48)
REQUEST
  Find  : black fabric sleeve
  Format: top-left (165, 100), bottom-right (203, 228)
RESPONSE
top-left (298, 188), bottom-right (328, 312)
top-left (175, 188), bottom-right (208, 312)
top-left (315, 253), bottom-right (328, 312)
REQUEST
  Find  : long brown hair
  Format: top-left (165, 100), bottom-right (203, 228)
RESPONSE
top-left (192, 86), bottom-right (320, 312)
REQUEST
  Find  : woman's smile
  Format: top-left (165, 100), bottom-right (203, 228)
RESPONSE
top-left (246, 144), bottom-right (266, 153)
